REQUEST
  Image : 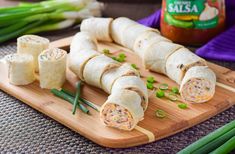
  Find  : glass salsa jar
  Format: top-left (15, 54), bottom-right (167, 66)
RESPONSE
top-left (160, 0), bottom-right (226, 46)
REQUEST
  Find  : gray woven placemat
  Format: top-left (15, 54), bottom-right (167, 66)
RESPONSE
top-left (0, 43), bottom-right (234, 154)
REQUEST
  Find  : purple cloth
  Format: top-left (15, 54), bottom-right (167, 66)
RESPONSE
top-left (138, 10), bottom-right (161, 29)
top-left (137, 0), bottom-right (235, 62)
top-left (196, 25), bottom-right (235, 62)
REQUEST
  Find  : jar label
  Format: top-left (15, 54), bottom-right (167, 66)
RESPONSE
top-left (165, 0), bottom-right (220, 29)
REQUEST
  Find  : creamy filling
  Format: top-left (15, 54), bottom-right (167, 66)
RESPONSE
top-left (40, 48), bottom-right (66, 61)
top-left (181, 78), bottom-right (214, 103)
top-left (20, 35), bottom-right (49, 44)
top-left (101, 103), bottom-right (134, 130)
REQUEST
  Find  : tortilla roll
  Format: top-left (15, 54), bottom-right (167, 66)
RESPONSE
top-left (38, 48), bottom-right (67, 89)
top-left (70, 32), bottom-right (98, 53)
top-left (110, 17), bottom-right (136, 45)
top-left (144, 42), bottom-right (183, 74)
top-left (83, 54), bottom-right (120, 88)
top-left (101, 63), bottom-right (139, 94)
top-left (122, 24), bottom-right (160, 50)
top-left (133, 31), bottom-right (171, 58)
top-left (100, 89), bottom-right (144, 131)
top-left (81, 17), bottom-right (113, 42)
top-left (180, 66), bottom-right (216, 103)
top-left (111, 76), bottom-right (148, 111)
top-left (69, 49), bottom-right (100, 80)
top-left (5, 54), bottom-right (35, 85)
top-left (17, 35), bottom-right (49, 72)
top-left (166, 48), bottom-right (207, 84)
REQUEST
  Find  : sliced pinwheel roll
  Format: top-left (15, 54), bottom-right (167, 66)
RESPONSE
top-left (70, 32), bottom-right (98, 53)
top-left (111, 76), bottom-right (148, 111)
top-left (69, 49), bottom-right (100, 80)
top-left (100, 89), bottom-right (144, 131)
top-left (166, 48), bottom-right (207, 84)
top-left (5, 54), bottom-right (35, 85)
top-left (144, 42), bottom-right (183, 74)
top-left (134, 31), bottom-right (171, 58)
top-left (81, 17), bottom-right (113, 42)
top-left (110, 17), bottom-right (136, 45)
top-left (83, 54), bottom-right (120, 88)
top-left (180, 66), bottom-right (216, 103)
top-left (38, 48), bottom-right (67, 89)
top-left (17, 35), bottom-right (49, 72)
top-left (122, 23), bottom-right (160, 50)
top-left (101, 63), bottom-right (139, 94)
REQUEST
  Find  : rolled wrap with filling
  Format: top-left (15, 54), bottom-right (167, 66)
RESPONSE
top-left (110, 17), bottom-right (136, 45)
top-left (144, 42), bottom-right (183, 74)
top-left (122, 24), bottom-right (160, 50)
top-left (70, 32), bottom-right (98, 53)
top-left (38, 48), bottom-right (67, 89)
top-left (17, 35), bottom-right (49, 72)
top-left (180, 66), bottom-right (216, 103)
top-left (69, 49), bottom-right (100, 80)
top-left (133, 31), bottom-right (171, 58)
top-left (100, 89), bottom-right (144, 131)
top-left (101, 63), bottom-right (139, 94)
top-left (5, 54), bottom-right (35, 85)
top-left (83, 54), bottom-right (120, 88)
top-left (111, 76), bottom-right (148, 111)
top-left (81, 17), bottom-right (113, 42)
top-left (166, 48), bottom-right (207, 84)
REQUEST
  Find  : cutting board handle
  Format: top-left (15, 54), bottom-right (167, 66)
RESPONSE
top-left (50, 36), bottom-right (73, 51)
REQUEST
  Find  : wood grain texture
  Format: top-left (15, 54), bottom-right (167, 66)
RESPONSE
top-left (0, 37), bottom-right (234, 148)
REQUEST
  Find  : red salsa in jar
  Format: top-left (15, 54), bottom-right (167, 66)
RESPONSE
top-left (161, 0), bottom-right (225, 46)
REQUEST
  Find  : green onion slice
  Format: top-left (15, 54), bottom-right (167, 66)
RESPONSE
top-left (147, 76), bottom-right (155, 83)
top-left (178, 103), bottom-right (188, 109)
top-left (131, 63), bottom-right (138, 70)
top-left (172, 87), bottom-right (179, 94)
top-left (156, 89), bottom-right (165, 98)
top-left (118, 53), bottom-right (126, 58)
top-left (168, 93), bottom-right (178, 101)
top-left (146, 82), bottom-right (154, 90)
top-left (159, 83), bottom-right (168, 90)
top-left (103, 49), bottom-right (110, 54)
top-left (155, 109), bottom-right (166, 118)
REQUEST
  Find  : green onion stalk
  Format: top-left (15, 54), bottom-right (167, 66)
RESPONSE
top-left (178, 120), bottom-right (235, 154)
top-left (0, 0), bottom-right (103, 43)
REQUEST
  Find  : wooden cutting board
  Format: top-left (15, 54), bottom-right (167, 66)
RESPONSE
top-left (0, 37), bottom-right (234, 148)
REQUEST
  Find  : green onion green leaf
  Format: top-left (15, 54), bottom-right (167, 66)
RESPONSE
top-left (72, 81), bottom-right (81, 115)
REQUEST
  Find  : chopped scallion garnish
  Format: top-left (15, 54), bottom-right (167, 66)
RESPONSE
top-left (156, 89), bottom-right (165, 98)
top-left (147, 76), bottom-right (155, 83)
top-left (167, 93), bottom-right (178, 101)
top-left (178, 103), bottom-right (188, 109)
top-left (155, 109), bottom-right (166, 118)
top-left (103, 49), bottom-right (110, 55)
top-left (146, 82), bottom-right (154, 90)
top-left (172, 87), bottom-right (179, 94)
top-left (131, 63), bottom-right (138, 70)
top-left (119, 53), bottom-right (126, 58)
top-left (159, 83), bottom-right (168, 90)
